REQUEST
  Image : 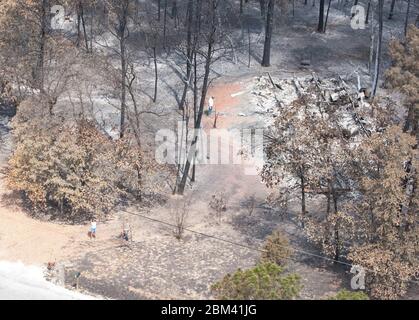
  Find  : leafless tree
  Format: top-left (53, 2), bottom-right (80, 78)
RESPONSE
top-left (171, 196), bottom-right (191, 240)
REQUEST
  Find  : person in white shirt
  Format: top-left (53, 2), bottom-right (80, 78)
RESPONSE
top-left (90, 220), bottom-right (97, 239)
top-left (208, 96), bottom-right (215, 115)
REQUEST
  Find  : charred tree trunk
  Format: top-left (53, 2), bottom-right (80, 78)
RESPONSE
top-left (153, 46), bottom-right (158, 103)
top-left (403, 104), bottom-right (417, 134)
top-left (248, 26), bottom-right (251, 67)
top-left (90, 7), bottom-right (94, 53)
top-left (177, 0), bottom-right (217, 195)
top-left (367, 3), bottom-right (375, 74)
top-left (163, 0), bottom-right (168, 49)
top-left (120, 38), bottom-right (127, 138)
top-left (35, 0), bottom-right (48, 92)
top-left (365, 1), bottom-right (371, 24)
top-left (77, 3), bottom-right (82, 47)
top-left (333, 192), bottom-right (340, 262)
top-left (261, 0), bottom-right (274, 67)
top-left (76, 0), bottom-right (88, 50)
top-left (324, 0), bottom-right (332, 32)
top-left (300, 172), bottom-right (306, 228)
top-left (260, 0), bottom-right (266, 17)
top-left (372, 0), bottom-right (384, 98)
top-left (179, 0), bottom-right (194, 110)
top-left (318, 0), bottom-right (325, 32)
top-left (191, 50), bottom-right (199, 182)
top-left (405, 170), bottom-right (417, 231)
top-left (404, 0), bottom-right (411, 37)
top-left (388, 0), bottom-right (396, 19)
top-left (172, 0), bottom-right (178, 28)
top-left (80, 4), bottom-right (89, 51)
top-left (118, 2), bottom-right (129, 138)
top-left (177, 49), bottom-right (212, 194)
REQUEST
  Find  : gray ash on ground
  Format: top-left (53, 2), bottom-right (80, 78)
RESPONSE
top-left (63, 234), bottom-right (258, 300)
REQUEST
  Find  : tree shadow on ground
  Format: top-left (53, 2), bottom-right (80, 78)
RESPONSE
top-left (0, 190), bottom-right (29, 212)
top-left (230, 196), bottom-right (350, 278)
top-left (230, 198), bottom-right (284, 240)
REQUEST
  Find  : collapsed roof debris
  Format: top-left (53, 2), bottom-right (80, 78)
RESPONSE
top-left (252, 73), bottom-right (386, 137)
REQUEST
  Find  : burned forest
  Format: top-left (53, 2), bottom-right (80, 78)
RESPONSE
top-left (0, 0), bottom-right (418, 303)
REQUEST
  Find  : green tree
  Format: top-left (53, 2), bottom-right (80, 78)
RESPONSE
top-left (211, 262), bottom-right (301, 300)
top-left (347, 125), bottom-right (418, 299)
top-left (260, 231), bottom-right (293, 266)
top-left (328, 289), bottom-right (369, 300)
top-left (385, 25), bottom-right (419, 136)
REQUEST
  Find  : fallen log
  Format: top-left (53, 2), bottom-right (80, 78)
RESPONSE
top-left (267, 72), bottom-right (283, 90)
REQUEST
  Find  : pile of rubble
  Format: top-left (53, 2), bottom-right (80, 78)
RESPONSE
top-left (251, 75), bottom-right (299, 116)
top-left (252, 73), bottom-right (378, 136)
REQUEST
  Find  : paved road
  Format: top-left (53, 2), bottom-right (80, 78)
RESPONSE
top-left (0, 261), bottom-right (96, 300)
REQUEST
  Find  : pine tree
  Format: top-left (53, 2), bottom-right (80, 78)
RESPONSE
top-left (348, 126), bottom-right (418, 299)
top-left (386, 25), bottom-right (419, 137)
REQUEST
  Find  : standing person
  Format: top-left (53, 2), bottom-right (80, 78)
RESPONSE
top-left (208, 96), bottom-right (215, 115)
top-left (90, 220), bottom-right (97, 239)
top-left (121, 222), bottom-right (130, 242)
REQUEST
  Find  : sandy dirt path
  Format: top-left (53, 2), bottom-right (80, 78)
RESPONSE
top-left (0, 165), bottom-right (123, 266)
top-left (0, 196), bottom-right (124, 266)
